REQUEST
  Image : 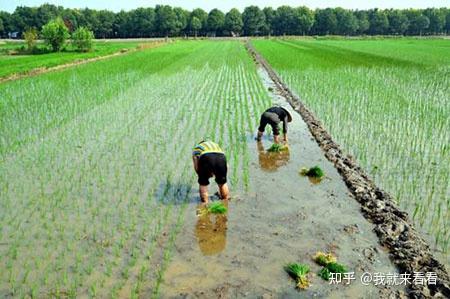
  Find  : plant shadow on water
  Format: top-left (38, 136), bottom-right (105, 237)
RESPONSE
top-left (155, 178), bottom-right (196, 205)
top-left (257, 141), bottom-right (290, 172)
top-left (195, 203), bottom-right (228, 255)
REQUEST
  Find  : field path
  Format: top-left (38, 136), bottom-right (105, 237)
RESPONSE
top-left (159, 45), bottom-right (406, 298)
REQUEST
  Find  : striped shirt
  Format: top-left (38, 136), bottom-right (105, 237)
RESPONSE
top-left (192, 141), bottom-right (224, 157)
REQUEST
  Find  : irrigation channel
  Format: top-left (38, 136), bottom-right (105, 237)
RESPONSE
top-left (159, 47), bottom-right (412, 298)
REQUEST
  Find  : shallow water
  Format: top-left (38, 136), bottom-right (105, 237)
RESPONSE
top-left (159, 67), bottom-right (404, 298)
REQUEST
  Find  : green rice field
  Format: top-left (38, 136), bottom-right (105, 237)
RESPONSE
top-left (0, 41), bottom-right (145, 78)
top-left (0, 40), bottom-right (270, 297)
top-left (0, 37), bottom-right (448, 297)
top-left (253, 38), bottom-right (449, 260)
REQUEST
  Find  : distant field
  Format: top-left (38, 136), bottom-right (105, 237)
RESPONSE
top-left (0, 41), bottom-right (144, 78)
top-left (0, 40), bottom-right (269, 297)
top-left (253, 38), bottom-right (450, 261)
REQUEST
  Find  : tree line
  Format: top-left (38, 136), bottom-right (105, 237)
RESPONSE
top-left (1, 4), bottom-right (449, 38)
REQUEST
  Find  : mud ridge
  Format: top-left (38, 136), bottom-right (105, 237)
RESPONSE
top-left (0, 41), bottom-right (166, 84)
top-left (245, 40), bottom-right (449, 299)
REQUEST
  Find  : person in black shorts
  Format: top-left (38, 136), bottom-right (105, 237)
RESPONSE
top-left (256, 106), bottom-right (292, 144)
top-left (192, 140), bottom-right (229, 203)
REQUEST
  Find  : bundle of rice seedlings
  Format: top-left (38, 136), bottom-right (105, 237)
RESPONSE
top-left (313, 251), bottom-right (347, 281)
top-left (299, 166), bottom-right (324, 178)
top-left (267, 143), bottom-right (288, 152)
top-left (326, 262), bottom-right (347, 274)
top-left (284, 263), bottom-right (310, 289)
top-left (318, 267), bottom-right (331, 280)
top-left (208, 202), bottom-right (227, 214)
top-left (313, 252), bottom-right (337, 266)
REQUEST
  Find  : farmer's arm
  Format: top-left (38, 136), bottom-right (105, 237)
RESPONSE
top-left (282, 116), bottom-right (288, 142)
top-left (192, 155), bottom-right (199, 173)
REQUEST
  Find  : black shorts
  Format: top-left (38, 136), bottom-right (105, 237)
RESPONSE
top-left (197, 153), bottom-right (227, 186)
top-left (258, 112), bottom-right (280, 135)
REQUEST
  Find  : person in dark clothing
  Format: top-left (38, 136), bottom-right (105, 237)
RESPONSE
top-left (256, 106), bottom-right (292, 144)
top-left (192, 140), bottom-right (229, 203)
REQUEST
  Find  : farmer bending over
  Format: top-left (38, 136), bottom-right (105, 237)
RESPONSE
top-left (192, 140), bottom-right (229, 203)
top-left (256, 106), bottom-right (292, 144)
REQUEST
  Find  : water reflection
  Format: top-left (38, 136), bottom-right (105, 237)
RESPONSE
top-left (257, 142), bottom-right (290, 172)
top-left (195, 204), bottom-right (228, 255)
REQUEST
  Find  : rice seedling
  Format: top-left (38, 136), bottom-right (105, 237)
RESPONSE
top-left (208, 202), bottom-right (228, 214)
top-left (284, 263), bottom-right (310, 289)
top-left (300, 166), bottom-right (325, 178)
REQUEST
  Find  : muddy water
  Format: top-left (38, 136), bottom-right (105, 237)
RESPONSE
top-left (159, 68), bottom-right (404, 298)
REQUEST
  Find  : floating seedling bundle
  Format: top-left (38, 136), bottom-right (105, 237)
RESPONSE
top-left (267, 143), bottom-right (289, 153)
top-left (299, 166), bottom-right (324, 178)
top-left (208, 202), bottom-right (228, 214)
top-left (313, 252), bottom-right (348, 281)
top-left (284, 263), bottom-right (310, 289)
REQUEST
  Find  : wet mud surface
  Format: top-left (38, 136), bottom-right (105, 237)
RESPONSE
top-left (245, 41), bottom-right (450, 298)
top-left (160, 65), bottom-right (405, 298)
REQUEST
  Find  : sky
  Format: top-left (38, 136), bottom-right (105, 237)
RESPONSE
top-left (1, 0), bottom-right (448, 13)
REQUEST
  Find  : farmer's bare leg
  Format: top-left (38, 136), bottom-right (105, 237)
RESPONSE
top-left (273, 134), bottom-right (280, 144)
top-left (218, 183), bottom-right (229, 200)
top-left (199, 185), bottom-right (209, 203)
top-left (256, 130), bottom-right (263, 141)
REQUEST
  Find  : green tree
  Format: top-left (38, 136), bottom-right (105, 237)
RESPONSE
top-left (155, 5), bottom-right (177, 37)
top-left (334, 8), bottom-right (358, 35)
top-left (11, 6), bottom-right (38, 34)
top-left (174, 7), bottom-right (189, 36)
top-left (262, 7), bottom-right (275, 35)
top-left (23, 27), bottom-right (38, 51)
top-left (406, 10), bottom-right (430, 35)
top-left (368, 9), bottom-right (389, 35)
top-left (207, 9), bottom-right (225, 36)
top-left (242, 6), bottom-right (266, 36)
top-left (190, 8), bottom-right (208, 35)
top-left (0, 11), bottom-right (12, 37)
top-left (446, 10), bottom-right (450, 34)
top-left (190, 16), bottom-right (202, 37)
top-left (416, 15), bottom-right (430, 35)
top-left (355, 10), bottom-right (370, 34)
top-left (387, 9), bottom-right (409, 35)
top-left (61, 9), bottom-right (78, 33)
top-left (273, 6), bottom-right (296, 35)
top-left (313, 8), bottom-right (337, 35)
top-left (224, 8), bottom-right (243, 36)
top-left (295, 6), bottom-right (314, 35)
top-left (0, 17), bottom-right (3, 37)
top-left (35, 4), bottom-right (60, 29)
top-left (424, 8), bottom-right (445, 34)
top-left (96, 10), bottom-right (114, 38)
top-left (127, 8), bottom-right (155, 38)
top-left (41, 18), bottom-right (69, 51)
top-left (72, 26), bottom-right (94, 52)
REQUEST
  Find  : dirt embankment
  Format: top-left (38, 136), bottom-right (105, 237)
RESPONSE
top-left (245, 41), bottom-right (450, 298)
top-left (0, 41), bottom-right (166, 84)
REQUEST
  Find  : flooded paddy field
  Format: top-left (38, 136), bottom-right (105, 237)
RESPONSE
top-left (252, 39), bottom-right (450, 265)
top-left (1, 39), bottom-right (440, 298)
top-left (160, 68), bottom-right (403, 298)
